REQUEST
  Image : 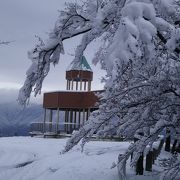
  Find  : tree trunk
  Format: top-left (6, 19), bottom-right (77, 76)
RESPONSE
top-left (136, 153), bottom-right (144, 175)
top-left (157, 139), bottom-right (164, 155)
top-left (153, 148), bottom-right (158, 161)
top-left (171, 139), bottom-right (177, 154)
top-left (165, 128), bottom-right (171, 152)
top-left (177, 143), bottom-right (180, 153)
top-left (145, 151), bottom-right (153, 171)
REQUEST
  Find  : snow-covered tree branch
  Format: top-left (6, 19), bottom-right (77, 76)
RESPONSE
top-left (19, 0), bottom-right (180, 179)
top-left (0, 40), bottom-right (11, 45)
top-left (18, 0), bottom-right (121, 105)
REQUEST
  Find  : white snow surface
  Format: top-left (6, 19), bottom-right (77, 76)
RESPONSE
top-left (0, 137), bottom-right (131, 180)
top-left (0, 137), bottom-right (162, 180)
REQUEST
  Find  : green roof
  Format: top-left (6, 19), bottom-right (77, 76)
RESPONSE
top-left (80, 56), bottom-right (92, 71)
top-left (67, 55), bottom-right (92, 72)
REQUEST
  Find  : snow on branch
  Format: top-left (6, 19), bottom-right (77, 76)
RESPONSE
top-left (0, 40), bottom-right (11, 45)
top-left (63, 1), bottom-right (180, 179)
top-left (18, 0), bottom-right (120, 105)
top-left (19, 0), bottom-right (180, 179)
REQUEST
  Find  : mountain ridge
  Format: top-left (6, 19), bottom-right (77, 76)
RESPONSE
top-left (0, 103), bottom-right (43, 136)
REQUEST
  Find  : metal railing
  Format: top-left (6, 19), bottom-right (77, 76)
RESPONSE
top-left (30, 122), bottom-right (81, 135)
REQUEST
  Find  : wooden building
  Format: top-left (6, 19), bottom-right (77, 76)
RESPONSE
top-left (30, 56), bottom-right (102, 136)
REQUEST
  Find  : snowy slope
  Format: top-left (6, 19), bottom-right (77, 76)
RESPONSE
top-left (0, 103), bottom-right (43, 136)
top-left (0, 137), bottom-right (161, 180)
top-left (0, 137), bottom-right (129, 180)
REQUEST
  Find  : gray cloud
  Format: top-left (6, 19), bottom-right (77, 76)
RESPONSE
top-left (0, 88), bottom-right (19, 104)
top-left (0, 88), bottom-right (42, 104)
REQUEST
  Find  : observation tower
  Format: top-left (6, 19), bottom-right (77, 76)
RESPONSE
top-left (30, 56), bottom-right (102, 136)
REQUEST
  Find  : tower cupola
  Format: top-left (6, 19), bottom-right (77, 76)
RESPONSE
top-left (66, 56), bottom-right (93, 91)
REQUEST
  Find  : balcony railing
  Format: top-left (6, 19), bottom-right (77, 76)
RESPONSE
top-left (30, 122), bottom-right (81, 135)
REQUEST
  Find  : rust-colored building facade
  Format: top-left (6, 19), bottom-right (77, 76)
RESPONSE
top-left (30, 56), bottom-right (102, 136)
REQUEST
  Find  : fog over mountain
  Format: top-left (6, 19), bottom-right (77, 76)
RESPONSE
top-left (0, 102), bottom-right (43, 136)
top-left (0, 88), bottom-right (42, 104)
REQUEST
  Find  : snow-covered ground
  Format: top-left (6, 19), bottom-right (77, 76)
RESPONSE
top-left (0, 137), bottom-right (160, 180)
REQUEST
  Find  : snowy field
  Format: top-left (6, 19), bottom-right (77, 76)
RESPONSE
top-left (0, 137), bottom-right (160, 180)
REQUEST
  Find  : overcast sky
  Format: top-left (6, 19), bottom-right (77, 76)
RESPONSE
top-left (0, 0), bottom-right (105, 104)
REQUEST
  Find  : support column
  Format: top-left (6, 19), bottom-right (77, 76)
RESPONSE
top-left (76, 81), bottom-right (78, 90)
top-left (68, 80), bottom-right (71, 90)
top-left (86, 109), bottom-right (90, 121)
top-left (88, 108), bottom-right (91, 117)
top-left (74, 111), bottom-right (77, 129)
top-left (82, 109), bottom-right (85, 125)
top-left (49, 110), bottom-right (53, 132)
top-left (66, 80), bottom-right (69, 90)
top-left (88, 81), bottom-right (91, 91)
top-left (70, 110), bottom-right (73, 133)
top-left (56, 108), bottom-right (60, 134)
top-left (66, 110), bottom-right (69, 133)
top-left (43, 108), bottom-right (46, 133)
top-left (71, 80), bottom-right (74, 90)
top-left (64, 111), bottom-right (67, 132)
top-left (80, 80), bottom-right (82, 90)
top-left (84, 81), bottom-right (87, 91)
top-left (87, 81), bottom-right (90, 91)
top-left (78, 109), bottom-right (81, 128)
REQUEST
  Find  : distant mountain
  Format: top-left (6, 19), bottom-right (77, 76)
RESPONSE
top-left (0, 103), bottom-right (43, 136)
